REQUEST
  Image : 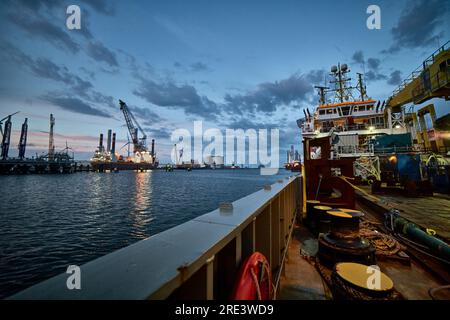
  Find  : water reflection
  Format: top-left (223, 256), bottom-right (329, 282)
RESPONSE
top-left (131, 171), bottom-right (153, 238)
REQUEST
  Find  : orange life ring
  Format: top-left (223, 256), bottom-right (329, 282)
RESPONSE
top-left (230, 252), bottom-right (273, 300)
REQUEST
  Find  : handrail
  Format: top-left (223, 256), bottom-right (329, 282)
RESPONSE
top-left (10, 175), bottom-right (301, 300)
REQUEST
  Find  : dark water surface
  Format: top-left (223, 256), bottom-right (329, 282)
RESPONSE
top-left (0, 169), bottom-right (292, 298)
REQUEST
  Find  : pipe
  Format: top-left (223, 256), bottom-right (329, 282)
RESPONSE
top-left (99, 133), bottom-right (104, 152)
top-left (151, 139), bottom-right (155, 157)
top-left (390, 213), bottom-right (450, 262)
top-left (107, 129), bottom-right (112, 153)
top-left (111, 133), bottom-right (116, 154)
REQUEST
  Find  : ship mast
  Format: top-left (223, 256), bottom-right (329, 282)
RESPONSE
top-left (356, 72), bottom-right (367, 101)
top-left (314, 86), bottom-right (329, 105)
top-left (329, 63), bottom-right (354, 103)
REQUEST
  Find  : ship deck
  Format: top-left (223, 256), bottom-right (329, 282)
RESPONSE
top-left (356, 186), bottom-right (450, 241)
top-left (279, 201), bottom-right (450, 300)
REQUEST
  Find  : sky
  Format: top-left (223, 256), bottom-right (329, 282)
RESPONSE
top-left (0, 0), bottom-right (449, 164)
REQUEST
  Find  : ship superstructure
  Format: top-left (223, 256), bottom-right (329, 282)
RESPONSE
top-left (298, 63), bottom-right (410, 158)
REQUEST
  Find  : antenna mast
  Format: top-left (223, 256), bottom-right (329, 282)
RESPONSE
top-left (329, 63), bottom-right (354, 103)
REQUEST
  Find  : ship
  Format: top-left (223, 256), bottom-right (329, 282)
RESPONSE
top-left (298, 63), bottom-right (411, 157)
top-left (90, 100), bottom-right (159, 172)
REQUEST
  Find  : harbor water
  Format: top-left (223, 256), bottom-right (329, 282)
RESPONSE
top-left (0, 169), bottom-right (292, 298)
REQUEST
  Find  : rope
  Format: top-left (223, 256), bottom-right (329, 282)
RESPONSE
top-left (338, 176), bottom-right (382, 202)
top-left (250, 267), bottom-right (262, 300)
top-left (360, 220), bottom-right (404, 256)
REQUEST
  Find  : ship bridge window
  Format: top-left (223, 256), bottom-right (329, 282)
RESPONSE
top-left (367, 105), bottom-right (374, 111)
top-left (319, 109), bottom-right (325, 115)
top-left (342, 106), bottom-right (350, 115)
top-left (354, 106), bottom-right (359, 112)
top-left (326, 109), bottom-right (334, 115)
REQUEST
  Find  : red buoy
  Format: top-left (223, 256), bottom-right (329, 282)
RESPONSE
top-left (230, 252), bottom-right (273, 300)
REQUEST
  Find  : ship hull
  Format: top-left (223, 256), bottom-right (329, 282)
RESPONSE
top-left (90, 161), bottom-right (157, 172)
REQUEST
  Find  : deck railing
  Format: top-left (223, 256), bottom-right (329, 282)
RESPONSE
top-left (10, 175), bottom-right (301, 300)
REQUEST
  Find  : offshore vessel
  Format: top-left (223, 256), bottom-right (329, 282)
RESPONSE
top-left (298, 63), bottom-right (410, 159)
top-left (90, 100), bottom-right (158, 172)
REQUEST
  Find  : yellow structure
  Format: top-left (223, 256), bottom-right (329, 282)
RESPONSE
top-left (387, 41), bottom-right (450, 112)
top-left (416, 104), bottom-right (446, 152)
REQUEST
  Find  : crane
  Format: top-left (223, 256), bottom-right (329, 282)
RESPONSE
top-left (118, 100), bottom-right (147, 154)
top-left (1, 112), bottom-right (19, 160)
top-left (0, 111), bottom-right (19, 137)
top-left (386, 40), bottom-right (450, 112)
top-left (18, 118), bottom-right (28, 159)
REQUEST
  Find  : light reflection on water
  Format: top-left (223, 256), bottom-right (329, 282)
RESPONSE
top-left (0, 169), bottom-right (291, 298)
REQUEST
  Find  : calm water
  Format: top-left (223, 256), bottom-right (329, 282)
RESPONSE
top-left (0, 169), bottom-right (291, 298)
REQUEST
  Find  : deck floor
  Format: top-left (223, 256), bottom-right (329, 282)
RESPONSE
top-left (358, 186), bottom-right (450, 240)
top-left (278, 224), bottom-right (327, 300)
top-left (279, 220), bottom-right (449, 300)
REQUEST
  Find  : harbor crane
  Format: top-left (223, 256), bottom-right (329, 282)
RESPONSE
top-left (119, 100), bottom-right (147, 154)
top-left (18, 118), bottom-right (28, 159)
top-left (1, 112), bottom-right (19, 160)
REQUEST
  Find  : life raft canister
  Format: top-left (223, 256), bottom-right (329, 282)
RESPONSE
top-left (230, 252), bottom-right (273, 300)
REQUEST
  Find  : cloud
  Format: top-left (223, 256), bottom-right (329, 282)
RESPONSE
top-left (352, 51), bottom-right (365, 64)
top-left (365, 70), bottom-right (387, 82)
top-left (79, 0), bottom-right (115, 15)
top-left (367, 58), bottom-right (381, 71)
top-left (143, 128), bottom-right (172, 140)
top-left (133, 78), bottom-right (219, 120)
top-left (387, 70), bottom-right (402, 86)
top-left (190, 62), bottom-right (210, 72)
top-left (43, 96), bottom-right (112, 118)
top-left (129, 105), bottom-right (163, 123)
top-left (305, 69), bottom-right (326, 84)
top-left (1, 42), bottom-right (116, 111)
top-left (384, 0), bottom-right (448, 53)
top-left (6, 0), bottom-right (60, 11)
top-left (7, 11), bottom-right (80, 53)
top-left (223, 72), bottom-right (315, 115)
top-left (86, 41), bottom-right (119, 67)
top-left (350, 50), bottom-right (387, 82)
top-left (0, 42), bottom-right (89, 89)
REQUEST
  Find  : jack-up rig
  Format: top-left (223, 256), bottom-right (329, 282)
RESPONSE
top-left (90, 99), bottom-right (158, 172)
top-left (0, 113), bottom-right (75, 174)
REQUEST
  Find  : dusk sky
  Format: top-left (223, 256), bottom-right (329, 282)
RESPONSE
top-left (0, 0), bottom-right (449, 163)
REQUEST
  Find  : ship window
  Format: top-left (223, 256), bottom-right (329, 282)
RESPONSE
top-left (333, 109), bottom-right (337, 113)
top-left (342, 106), bottom-right (350, 115)
top-left (360, 105), bottom-right (366, 111)
top-left (310, 146), bottom-right (321, 160)
top-left (326, 109), bottom-right (333, 114)
top-left (319, 109), bottom-right (325, 115)
top-left (354, 106), bottom-right (359, 112)
top-left (367, 105), bottom-right (374, 111)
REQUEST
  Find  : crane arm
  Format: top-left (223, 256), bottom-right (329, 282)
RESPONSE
top-left (119, 100), bottom-right (147, 153)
